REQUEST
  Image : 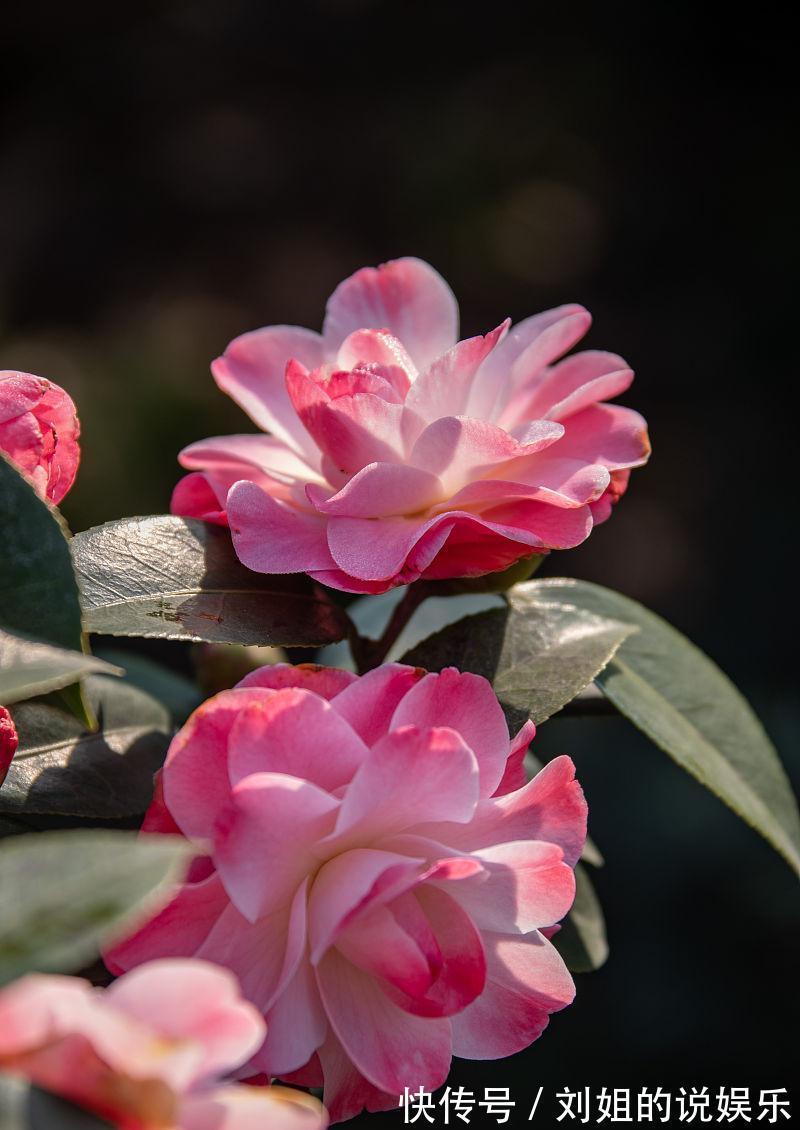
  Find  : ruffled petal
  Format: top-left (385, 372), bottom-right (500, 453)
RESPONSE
top-left (323, 257), bottom-right (458, 372)
top-left (212, 326), bottom-right (327, 457)
top-left (391, 669), bottom-right (511, 798)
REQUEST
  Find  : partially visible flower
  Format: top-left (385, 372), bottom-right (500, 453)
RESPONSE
top-left (172, 257), bottom-right (649, 592)
top-left (0, 706), bottom-right (18, 787)
top-left (107, 663), bottom-right (586, 1123)
top-left (0, 958), bottom-right (328, 1130)
top-left (0, 371), bottom-right (80, 504)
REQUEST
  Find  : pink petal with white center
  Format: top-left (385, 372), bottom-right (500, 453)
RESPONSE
top-left (500, 349), bottom-right (633, 428)
top-left (286, 360), bottom-right (421, 474)
top-left (410, 415), bottom-right (564, 496)
top-left (104, 872), bottom-right (229, 975)
top-left (468, 304), bottom-right (590, 419)
top-left (317, 1031), bottom-right (398, 1124)
top-left (214, 773), bottom-right (339, 922)
top-left (450, 930), bottom-right (575, 1059)
top-left (236, 662), bottom-right (356, 699)
top-left (336, 328), bottom-right (418, 382)
top-left (179, 433), bottom-right (323, 486)
top-left (330, 663), bottom-right (425, 746)
top-left (308, 850), bottom-right (429, 963)
top-left (105, 959), bottom-right (264, 1084)
top-left (429, 755), bottom-right (587, 868)
top-left (555, 403), bottom-right (651, 471)
top-left (323, 257), bottom-right (458, 372)
top-left (406, 321), bottom-right (510, 423)
top-left (493, 720), bottom-right (536, 796)
top-left (226, 689), bottom-right (368, 793)
top-left (162, 687), bottom-right (273, 841)
top-left (437, 459), bottom-right (610, 514)
top-left (324, 726), bottom-right (479, 848)
top-left (181, 1085), bottom-right (329, 1130)
top-left (316, 949), bottom-right (452, 1095)
top-left (391, 669), bottom-right (511, 798)
top-left (307, 462), bottom-right (444, 518)
top-left (212, 326), bottom-right (327, 457)
top-left (449, 841), bottom-right (575, 934)
top-left (227, 480), bottom-right (335, 574)
top-left (171, 472), bottom-right (229, 525)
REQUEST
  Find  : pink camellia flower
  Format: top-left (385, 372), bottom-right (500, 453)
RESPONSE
top-left (0, 370), bottom-right (80, 504)
top-left (172, 258), bottom-right (649, 592)
top-left (0, 958), bottom-right (328, 1130)
top-left (106, 663), bottom-right (587, 1123)
top-left (0, 705), bottom-right (18, 787)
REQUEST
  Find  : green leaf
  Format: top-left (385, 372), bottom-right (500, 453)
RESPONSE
top-left (0, 627), bottom-right (122, 707)
top-left (0, 454), bottom-right (98, 730)
top-left (0, 829), bottom-right (190, 985)
top-left (552, 862), bottom-right (609, 973)
top-left (0, 454), bottom-right (84, 653)
top-left (401, 590), bottom-right (635, 727)
top-left (72, 515), bottom-right (351, 647)
top-left (530, 578), bottom-right (800, 876)
top-left (0, 675), bottom-right (171, 819)
top-left (94, 647), bottom-right (202, 724)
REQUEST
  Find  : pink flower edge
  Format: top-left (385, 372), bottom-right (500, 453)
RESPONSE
top-left (106, 662), bottom-right (587, 1123)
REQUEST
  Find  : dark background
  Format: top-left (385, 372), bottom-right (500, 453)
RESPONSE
top-left (2, 4), bottom-right (797, 1126)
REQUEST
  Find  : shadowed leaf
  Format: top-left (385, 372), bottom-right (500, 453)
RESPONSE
top-left (0, 676), bottom-right (170, 819)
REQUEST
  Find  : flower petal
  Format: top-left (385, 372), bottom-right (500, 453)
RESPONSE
top-left (227, 689), bottom-right (369, 794)
top-left (406, 322), bottom-right (510, 424)
top-left (391, 669), bottom-right (512, 798)
top-left (316, 948), bottom-right (452, 1095)
top-left (212, 326), bottom-right (327, 457)
top-left (227, 481), bottom-right (335, 573)
top-left (105, 959), bottom-right (264, 1083)
top-left (214, 773), bottom-right (338, 922)
top-left (450, 930), bottom-right (574, 1059)
top-left (324, 725), bottom-right (480, 847)
top-left (181, 1084), bottom-right (329, 1130)
top-left (428, 756), bottom-right (587, 868)
top-left (323, 257), bottom-right (458, 372)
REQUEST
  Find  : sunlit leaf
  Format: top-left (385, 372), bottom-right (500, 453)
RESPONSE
top-left (402, 589), bottom-right (635, 726)
top-left (530, 578), bottom-right (800, 876)
top-left (72, 515), bottom-right (351, 647)
top-left (0, 627), bottom-right (121, 707)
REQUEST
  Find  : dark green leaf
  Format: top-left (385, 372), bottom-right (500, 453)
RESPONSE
top-left (72, 515), bottom-right (351, 647)
top-left (0, 454), bottom-right (83, 652)
top-left (401, 591), bottom-right (635, 727)
top-left (94, 647), bottom-right (202, 724)
top-left (0, 829), bottom-right (190, 985)
top-left (0, 455), bottom-right (98, 730)
top-left (0, 675), bottom-right (171, 819)
top-left (531, 578), bottom-right (800, 876)
top-left (552, 863), bottom-right (609, 973)
top-left (0, 627), bottom-right (121, 707)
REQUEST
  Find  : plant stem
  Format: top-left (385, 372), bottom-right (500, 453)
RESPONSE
top-left (352, 582), bottom-right (432, 673)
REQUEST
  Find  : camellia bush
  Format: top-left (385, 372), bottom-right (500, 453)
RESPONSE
top-left (0, 258), bottom-right (797, 1129)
